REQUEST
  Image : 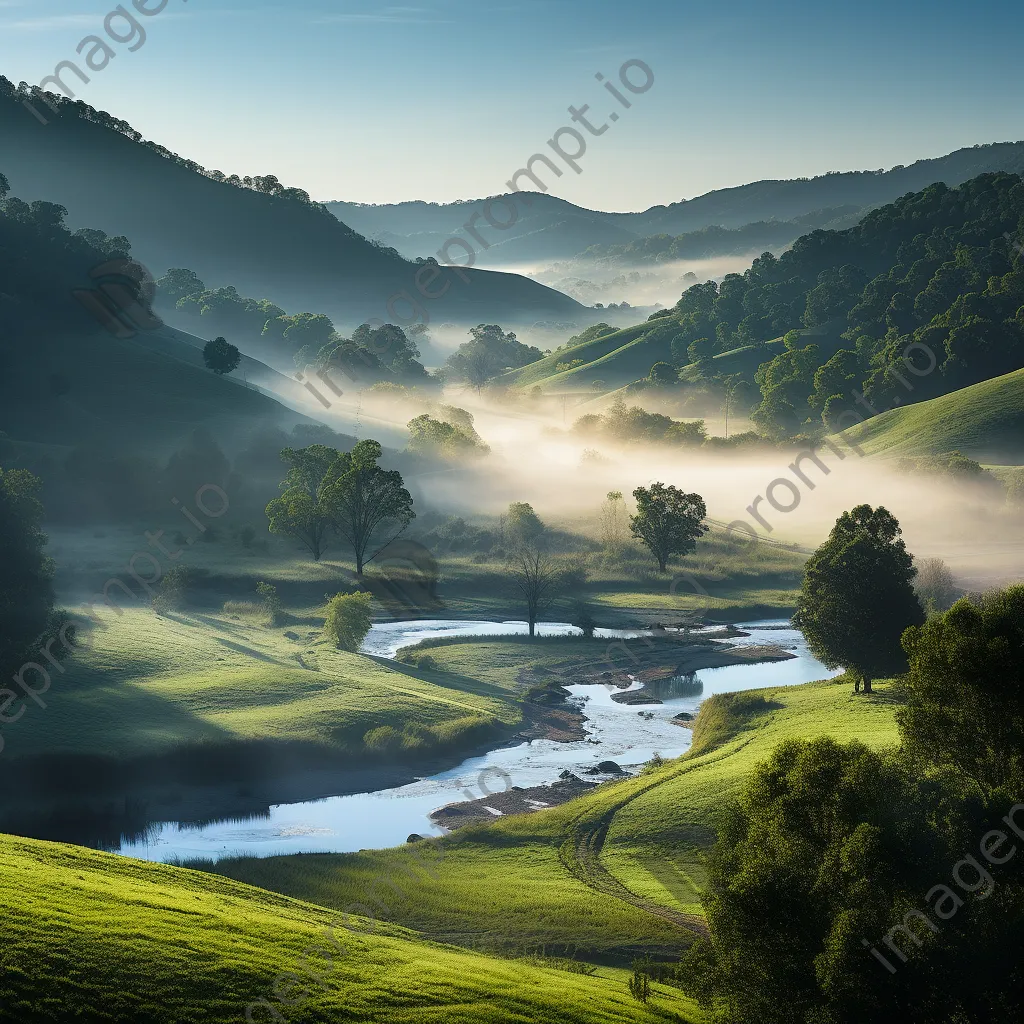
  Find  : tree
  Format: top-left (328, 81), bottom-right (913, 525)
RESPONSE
top-left (505, 546), bottom-right (576, 637)
top-left (322, 439), bottom-right (415, 575)
top-left (913, 557), bottom-right (959, 614)
top-left (899, 586), bottom-right (1024, 796)
top-left (629, 483), bottom-right (708, 573)
top-left (600, 491), bottom-right (628, 551)
top-left (677, 738), bottom-right (947, 1024)
top-left (203, 336), bottom-right (241, 375)
top-left (570, 599), bottom-right (597, 638)
top-left (649, 361), bottom-right (678, 387)
top-left (506, 502), bottom-right (545, 546)
top-left (793, 505), bottom-right (924, 693)
top-left (265, 444), bottom-right (339, 561)
top-left (323, 591), bottom-right (374, 651)
top-left (445, 324), bottom-right (543, 390)
top-left (0, 468), bottom-right (74, 694)
top-left (156, 268), bottom-right (205, 303)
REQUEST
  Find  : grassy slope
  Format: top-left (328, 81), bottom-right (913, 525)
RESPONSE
top-left (2, 606), bottom-right (518, 763)
top-left (0, 834), bottom-right (693, 1023)
top-left (210, 676), bottom-right (899, 965)
top-left (837, 367), bottom-right (1024, 461)
top-left (501, 324), bottom-right (651, 391)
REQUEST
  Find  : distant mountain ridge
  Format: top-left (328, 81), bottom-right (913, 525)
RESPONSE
top-left (329, 142), bottom-right (1024, 265)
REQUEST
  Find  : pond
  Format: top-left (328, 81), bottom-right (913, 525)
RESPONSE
top-left (112, 620), bottom-right (839, 863)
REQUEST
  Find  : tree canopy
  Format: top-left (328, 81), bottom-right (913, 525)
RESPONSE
top-left (203, 336), bottom-right (241, 375)
top-left (629, 483), bottom-right (708, 572)
top-left (794, 505), bottom-right (924, 692)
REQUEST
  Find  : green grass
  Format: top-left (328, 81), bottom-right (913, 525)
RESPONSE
top-left (838, 367), bottom-right (1024, 461)
top-left (208, 675), bottom-right (899, 965)
top-left (0, 833), bottom-right (696, 1023)
top-left (3, 606), bottom-right (519, 765)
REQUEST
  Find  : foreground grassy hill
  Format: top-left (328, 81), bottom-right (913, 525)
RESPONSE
top-left (209, 674), bottom-right (899, 965)
top-left (0, 834), bottom-right (694, 1023)
top-left (836, 367), bottom-right (1024, 461)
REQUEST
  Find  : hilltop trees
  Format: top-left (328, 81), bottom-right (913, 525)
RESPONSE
top-left (794, 505), bottom-right (924, 693)
top-left (630, 483), bottom-right (708, 572)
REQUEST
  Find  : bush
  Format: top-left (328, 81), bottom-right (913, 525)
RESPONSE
top-left (323, 591), bottom-right (373, 651)
top-left (256, 580), bottom-right (285, 626)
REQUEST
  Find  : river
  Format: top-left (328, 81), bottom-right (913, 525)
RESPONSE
top-left (112, 620), bottom-right (838, 863)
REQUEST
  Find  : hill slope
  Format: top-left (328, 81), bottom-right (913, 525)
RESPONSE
top-left (836, 368), bottom-right (1024, 461)
top-left (0, 833), bottom-right (694, 1023)
top-left (0, 81), bottom-right (584, 329)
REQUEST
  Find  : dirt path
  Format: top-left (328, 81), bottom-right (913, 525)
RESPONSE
top-left (555, 738), bottom-right (757, 940)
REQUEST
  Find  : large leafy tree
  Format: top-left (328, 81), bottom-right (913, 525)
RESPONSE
top-left (794, 505), bottom-right (924, 693)
top-left (265, 444), bottom-right (339, 561)
top-left (899, 586), bottom-right (1024, 796)
top-left (445, 324), bottom-right (543, 390)
top-left (678, 738), bottom-right (951, 1024)
top-left (322, 439), bottom-right (415, 575)
top-left (629, 483), bottom-right (708, 573)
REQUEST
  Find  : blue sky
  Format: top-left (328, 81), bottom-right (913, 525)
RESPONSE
top-left (3, 0), bottom-right (1024, 210)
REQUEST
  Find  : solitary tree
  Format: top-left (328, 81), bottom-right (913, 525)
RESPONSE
top-left (630, 483), bottom-right (708, 573)
top-left (322, 439), bottom-right (415, 575)
top-left (505, 547), bottom-right (581, 637)
top-left (648, 361), bottom-right (678, 387)
top-left (265, 444), bottom-right (339, 561)
top-left (600, 490), bottom-right (628, 551)
top-left (203, 336), bottom-right (241, 375)
top-left (793, 505), bottom-right (924, 693)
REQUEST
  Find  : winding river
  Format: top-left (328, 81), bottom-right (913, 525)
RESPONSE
top-left (112, 620), bottom-right (838, 863)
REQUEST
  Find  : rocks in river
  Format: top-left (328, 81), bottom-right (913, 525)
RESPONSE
top-left (559, 770), bottom-right (581, 782)
top-left (406, 833), bottom-right (425, 843)
top-left (673, 711), bottom-right (695, 722)
top-left (585, 760), bottom-right (625, 775)
top-left (611, 689), bottom-right (663, 705)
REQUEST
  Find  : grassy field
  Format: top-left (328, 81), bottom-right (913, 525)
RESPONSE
top-left (206, 674), bottom-right (900, 967)
top-left (0, 833), bottom-right (697, 1023)
top-left (838, 367), bottom-right (1024, 462)
top-left (2, 605), bottom-right (519, 767)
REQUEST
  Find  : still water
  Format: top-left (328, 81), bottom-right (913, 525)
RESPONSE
top-left (114, 620), bottom-right (838, 863)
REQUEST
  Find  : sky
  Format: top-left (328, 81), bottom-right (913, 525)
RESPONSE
top-left (3, 0), bottom-right (1024, 211)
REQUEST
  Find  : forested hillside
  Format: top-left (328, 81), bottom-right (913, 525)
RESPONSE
top-left (0, 80), bottom-right (584, 328)
top-left (510, 173), bottom-right (1024, 446)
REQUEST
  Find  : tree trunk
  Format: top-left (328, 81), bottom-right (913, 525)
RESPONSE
top-left (853, 677), bottom-right (861, 693)
top-left (863, 675), bottom-right (873, 694)
top-left (658, 556), bottom-right (667, 573)
top-left (355, 552), bottom-right (364, 576)
top-left (529, 617), bottom-right (536, 637)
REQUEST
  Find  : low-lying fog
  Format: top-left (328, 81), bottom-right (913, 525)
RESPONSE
top-left (303, 387), bottom-right (1024, 594)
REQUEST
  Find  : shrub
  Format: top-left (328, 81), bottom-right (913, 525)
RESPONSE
top-left (256, 581), bottom-right (285, 625)
top-left (323, 591), bottom-right (373, 651)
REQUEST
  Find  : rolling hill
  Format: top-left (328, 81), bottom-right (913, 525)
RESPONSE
top-left (835, 367), bottom-right (1024, 462)
top-left (0, 79), bottom-right (585, 331)
top-left (0, 832), bottom-right (694, 1023)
